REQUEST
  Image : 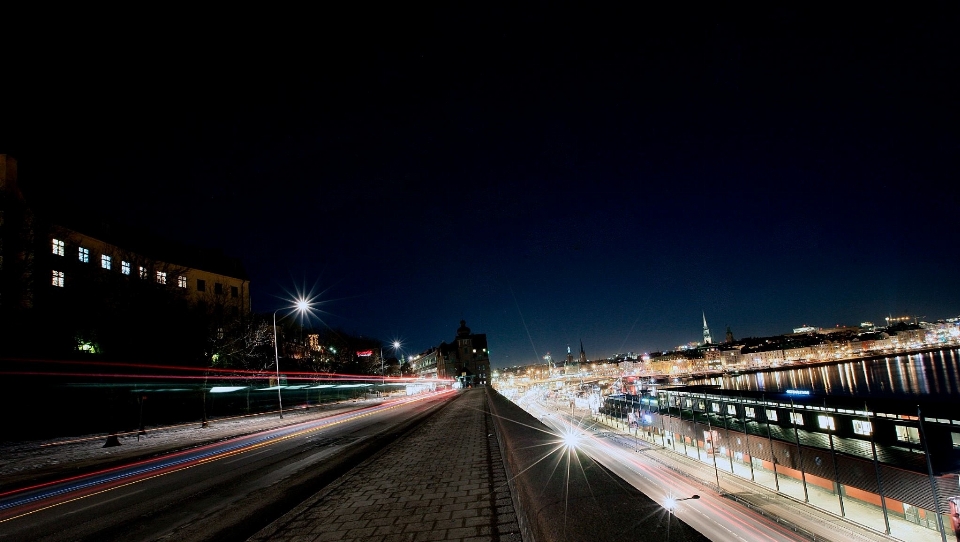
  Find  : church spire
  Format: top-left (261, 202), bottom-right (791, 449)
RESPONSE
top-left (702, 311), bottom-right (712, 345)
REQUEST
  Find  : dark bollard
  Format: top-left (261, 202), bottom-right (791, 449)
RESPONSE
top-left (103, 432), bottom-right (121, 447)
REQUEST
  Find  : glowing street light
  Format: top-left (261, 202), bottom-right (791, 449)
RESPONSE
top-left (380, 339), bottom-right (403, 396)
top-left (392, 340), bottom-right (402, 377)
top-left (664, 494), bottom-right (699, 514)
top-left (274, 297), bottom-right (312, 419)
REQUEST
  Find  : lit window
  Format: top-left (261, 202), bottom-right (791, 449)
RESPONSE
top-left (121, 261), bottom-right (131, 275)
top-left (101, 254), bottom-right (111, 270)
top-left (817, 415), bottom-right (835, 430)
top-left (139, 266), bottom-right (148, 279)
top-left (952, 433), bottom-right (960, 448)
top-left (766, 409), bottom-right (778, 422)
top-left (745, 406), bottom-right (756, 419)
top-left (78, 247), bottom-right (89, 263)
top-left (853, 420), bottom-right (873, 436)
top-left (52, 270), bottom-right (64, 287)
top-left (178, 275), bottom-right (187, 288)
top-left (790, 412), bottom-right (804, 425)
top-left (727, 404), bottom-right (737, 416)
top-left (895, 425), bottom-right (920, 444)
top-left (52, 239), bottom-right (65, 256)
top-left (711, 402), bottom-right (720, 413)
top-left (156, 271), bottom-right (166, 284)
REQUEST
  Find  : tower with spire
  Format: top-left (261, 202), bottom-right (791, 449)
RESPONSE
top-left (702, 311), bottom-right (712, 345)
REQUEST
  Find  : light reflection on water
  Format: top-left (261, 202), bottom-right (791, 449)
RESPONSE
top-left (690, 348), bottom-right (960, 399)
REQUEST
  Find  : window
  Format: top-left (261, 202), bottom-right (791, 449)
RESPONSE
top-left (766, 409), bottom-right (778, 422)
top-left (790, 412), bottom-right (804, 426)
top-left (156, 271), bottom-right (166, 284)
top-left (727, 404), bottom-right (737, 416)
top-left (895, 425), bottom-right (920, 444)
top-left (78, 247), bottom-right (89, 263)
top-left (52, 270), bottom-right (64, 287)
top-left (178, 275), bottom-right (187, 288)
top-left (711, 402), bottom-right (720, 413)
top-left (214, 282), bottom-right (223, 294)
top-left (139, 266), bottom-right (148, 279)
top-left (52, 239), bottom-right (65, 256)
top-left (817, 415), bottom-right (835, 430)
top-left (197, 279), bottom-right (205, 292)
top-left (952, 433), bottom-right (960, 448)
top-left (853, 420), bottom-right (872, 436)
top-left (745, 406), bottom-right (756, 419)
top-left (231, 285), bottom-right (238, 298)
top-left (101, 254), bottom-right (111, 270)
top-left (121, 261), bottom-right (131, 275)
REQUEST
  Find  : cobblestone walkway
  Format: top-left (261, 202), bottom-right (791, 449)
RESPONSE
top-left (249, 388), bottom-right (522, 542)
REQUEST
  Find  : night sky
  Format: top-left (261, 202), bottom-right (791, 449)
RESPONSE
top-left (4, 4), bottom-right (958, 367)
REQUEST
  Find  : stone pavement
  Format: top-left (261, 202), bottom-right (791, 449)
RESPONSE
top-left (249, 388), bottom-right (522, 542)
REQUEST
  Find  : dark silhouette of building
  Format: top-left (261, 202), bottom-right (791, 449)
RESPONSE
top-left (434, 320), bottom-right (491, 386)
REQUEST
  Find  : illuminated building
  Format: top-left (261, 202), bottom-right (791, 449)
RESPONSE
top-left (0, 155), bottom-right (250, 354)
top-left (422, 320), bottom-right (490, 386)
top-left (702, 311), bottom-right (712, 345)
top-left (606, 386), bottom-right (960, 537)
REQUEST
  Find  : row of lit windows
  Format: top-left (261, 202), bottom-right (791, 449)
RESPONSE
top-left (53, 238), bottom-right (192, 289)
top-left (52, 267), bottom-right (238, 299)
top-left (697, 402), bottom-right (937, 441)
top-left (666, 392), bottom-right (958, 446)
top-left (52, 268), bottom-right (184, 288)
top-left (686, 399), bottom-right (877, 434)
top-left (50, 238), bottom-right (242, 295)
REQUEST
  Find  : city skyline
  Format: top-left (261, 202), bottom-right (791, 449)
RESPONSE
top-left (3, 4), bottom-right (957, 369)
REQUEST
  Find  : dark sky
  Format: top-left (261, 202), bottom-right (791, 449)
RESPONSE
top-left (4, 4), bottom-right (959, 367)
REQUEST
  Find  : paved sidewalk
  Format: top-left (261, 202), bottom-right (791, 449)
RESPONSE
top-left (249, 388), bottom-right (522, 542)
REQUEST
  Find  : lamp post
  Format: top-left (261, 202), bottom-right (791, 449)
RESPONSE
top-left (392, 340), bottom-right (402, 378)
top-left (664, 494), bottom-right (700, 516)
top-left (380, 340), bottom-right (402, 397)
top-left (274, 298), bottom-right (311, 419)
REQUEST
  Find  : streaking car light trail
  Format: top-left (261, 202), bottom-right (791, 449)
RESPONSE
top-left (0, 389), bottom-right (454, 523)
top-left (2, 357), bottom-right (452, 384)
top-left (524, 393), bottom-right (807, 542)
top-left (581, 422), bottom-right (802, 542)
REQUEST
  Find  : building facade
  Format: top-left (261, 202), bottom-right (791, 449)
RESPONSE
top-left (0, 155), bottom-right (250, 356)
top-left (605, 386), bottom-right (960, 537)
top-left (423, 320), bottom-right (491, 386)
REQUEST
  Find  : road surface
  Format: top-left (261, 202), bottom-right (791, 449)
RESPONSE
top-left (0, 390), bottom-right (456, 541)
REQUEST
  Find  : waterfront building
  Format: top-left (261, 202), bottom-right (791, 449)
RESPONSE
top-left (605, 385), bottom-right (960, 538)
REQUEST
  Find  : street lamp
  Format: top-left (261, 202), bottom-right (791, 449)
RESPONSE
top-left (664, 494), bottom-right (699, 514)
top-left (392, 340), bottom-right (402, 377)
top-left (380, 340), bottom-right (402, 397)
top-left (274, 297), bottom-right (311, 419)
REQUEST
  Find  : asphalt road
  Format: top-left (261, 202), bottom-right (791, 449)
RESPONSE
top-left (522, 394), bottom-right (813, 542)
top-left (0, 390), bottom-right (456, 542)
